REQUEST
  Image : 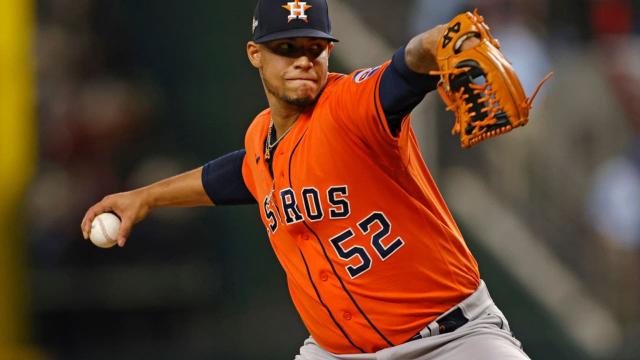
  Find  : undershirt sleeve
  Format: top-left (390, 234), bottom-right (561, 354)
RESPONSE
top-left (379, 46), bottom-right (440, 135)
top-left (201, 149), bottom-right (256, 205)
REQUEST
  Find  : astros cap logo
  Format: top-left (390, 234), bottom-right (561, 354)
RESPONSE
top-left (251, 0), bottom-right (337, 44)
top-left (282, 0), bottom-right (312, 23)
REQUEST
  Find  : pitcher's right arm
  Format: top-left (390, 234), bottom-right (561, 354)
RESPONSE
top-left (81, 149), bottom-right (255, 247)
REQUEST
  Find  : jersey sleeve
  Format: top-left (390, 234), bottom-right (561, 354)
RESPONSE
top-left (241, 151), bottom-right (258, 202)
top-left (380, 46), bottom-right (440, 135)
top-left (326, 47), bottom-right (441, 146)
top-left (201, 150), bottom-right (256, 205)
top-left (326, 62), bottom-right (403, 147)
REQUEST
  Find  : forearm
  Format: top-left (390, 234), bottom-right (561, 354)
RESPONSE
top-left (81, 166), bottom-right (211, 245)
top-left (141, 167), bottom-right (213, 209)
top-left (379, 24), bottom-right (477, 134)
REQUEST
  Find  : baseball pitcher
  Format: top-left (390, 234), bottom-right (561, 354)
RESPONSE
top-left (81, 1), bottom-right (547, 358)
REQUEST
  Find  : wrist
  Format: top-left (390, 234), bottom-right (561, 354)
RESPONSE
top-left (420, 25), bottom-right (443, 71)
top-left (135, 187), bottom-right (156, 210)
top-left (405, 25), bottom-right (444, 74)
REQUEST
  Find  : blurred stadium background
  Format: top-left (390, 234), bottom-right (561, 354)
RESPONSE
top-left (0, 0), bottom-right (638, 358)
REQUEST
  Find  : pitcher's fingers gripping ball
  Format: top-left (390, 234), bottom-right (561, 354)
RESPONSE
top-left (430, 9), bottom-right (553, 148)
top-left (89, 212), bottom-right (121, 248)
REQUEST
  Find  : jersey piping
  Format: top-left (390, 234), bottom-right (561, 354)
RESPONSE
top-left (299, 248), bottom-right (365, 353)
top-left (289, 130), bottom-right (395, 348)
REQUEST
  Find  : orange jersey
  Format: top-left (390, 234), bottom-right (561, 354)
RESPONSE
top-left (241, 62), bottom-right (480, 354)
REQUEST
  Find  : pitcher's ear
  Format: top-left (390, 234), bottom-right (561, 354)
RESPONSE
top-left (247, 41), bottom-right (262, 68)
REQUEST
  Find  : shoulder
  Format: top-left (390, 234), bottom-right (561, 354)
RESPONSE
top-left (321, 73), bottom-right (348, 93)
top-left (246, 109), bottom-right (270, 135)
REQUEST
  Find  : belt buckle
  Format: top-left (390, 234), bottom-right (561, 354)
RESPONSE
top-left (407, 307), bottom-right (469, 343)
top-left (436, 307), bottom-right (469, 335)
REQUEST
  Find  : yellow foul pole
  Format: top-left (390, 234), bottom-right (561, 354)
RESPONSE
top-left (0, 0), bottom-right (41, 358)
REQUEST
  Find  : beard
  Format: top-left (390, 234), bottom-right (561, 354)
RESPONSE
top-left (263, 76), bottom-right (317, 108)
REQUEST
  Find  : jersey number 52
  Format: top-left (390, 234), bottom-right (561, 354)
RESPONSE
top-left (329, 212), bottom-right (404, 279)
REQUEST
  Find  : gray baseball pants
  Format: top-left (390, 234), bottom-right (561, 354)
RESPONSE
top-left (295, 281), bottom-right (530, 360)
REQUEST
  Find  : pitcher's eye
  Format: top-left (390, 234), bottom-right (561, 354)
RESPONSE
top-left (279, 43), bottom-right (293, 52)
top-left (305, 42), bottom-right (330, 59)
top-left (308, 44), bottom-right (323, 57)
top-left (271, 42), bottom-right (302, 57)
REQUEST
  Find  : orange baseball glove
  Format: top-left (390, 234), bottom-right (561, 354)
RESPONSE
top-left (430, 10), bottom-right (552, 148)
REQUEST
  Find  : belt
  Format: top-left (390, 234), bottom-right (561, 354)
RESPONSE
top-left (407, 307), bottom-right (469, 342)
top-left (407, 281), bottom-right (493, 343)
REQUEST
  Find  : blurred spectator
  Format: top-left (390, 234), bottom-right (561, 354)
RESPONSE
top-left (589, 144), bottom-right (640, 250)
top-left (586, 37), bottom-right (640, 337)
top-left (409, 0), bottom-right (468, 34)
top-left (589, 0), bottom-right (634, 37)
top-left (589, 37), bottom-right (640, 251)
top-left (31, 0), bottom-right (154, 265)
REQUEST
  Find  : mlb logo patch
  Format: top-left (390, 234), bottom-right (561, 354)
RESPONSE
top-left (354, 66), bottom-right (382, 83)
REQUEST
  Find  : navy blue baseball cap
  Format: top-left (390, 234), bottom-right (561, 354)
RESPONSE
top-left (251, 0), bottom-right (339, 43)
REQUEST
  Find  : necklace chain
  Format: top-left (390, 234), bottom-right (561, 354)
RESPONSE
top-left (265, 119), bottom-right (293, 160)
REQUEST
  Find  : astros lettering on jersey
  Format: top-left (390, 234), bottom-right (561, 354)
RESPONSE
top-left (242, 64), bottom-right (480, 354)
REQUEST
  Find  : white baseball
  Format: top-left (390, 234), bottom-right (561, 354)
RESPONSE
top-left (90, 212), bottom-right (121, 248)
